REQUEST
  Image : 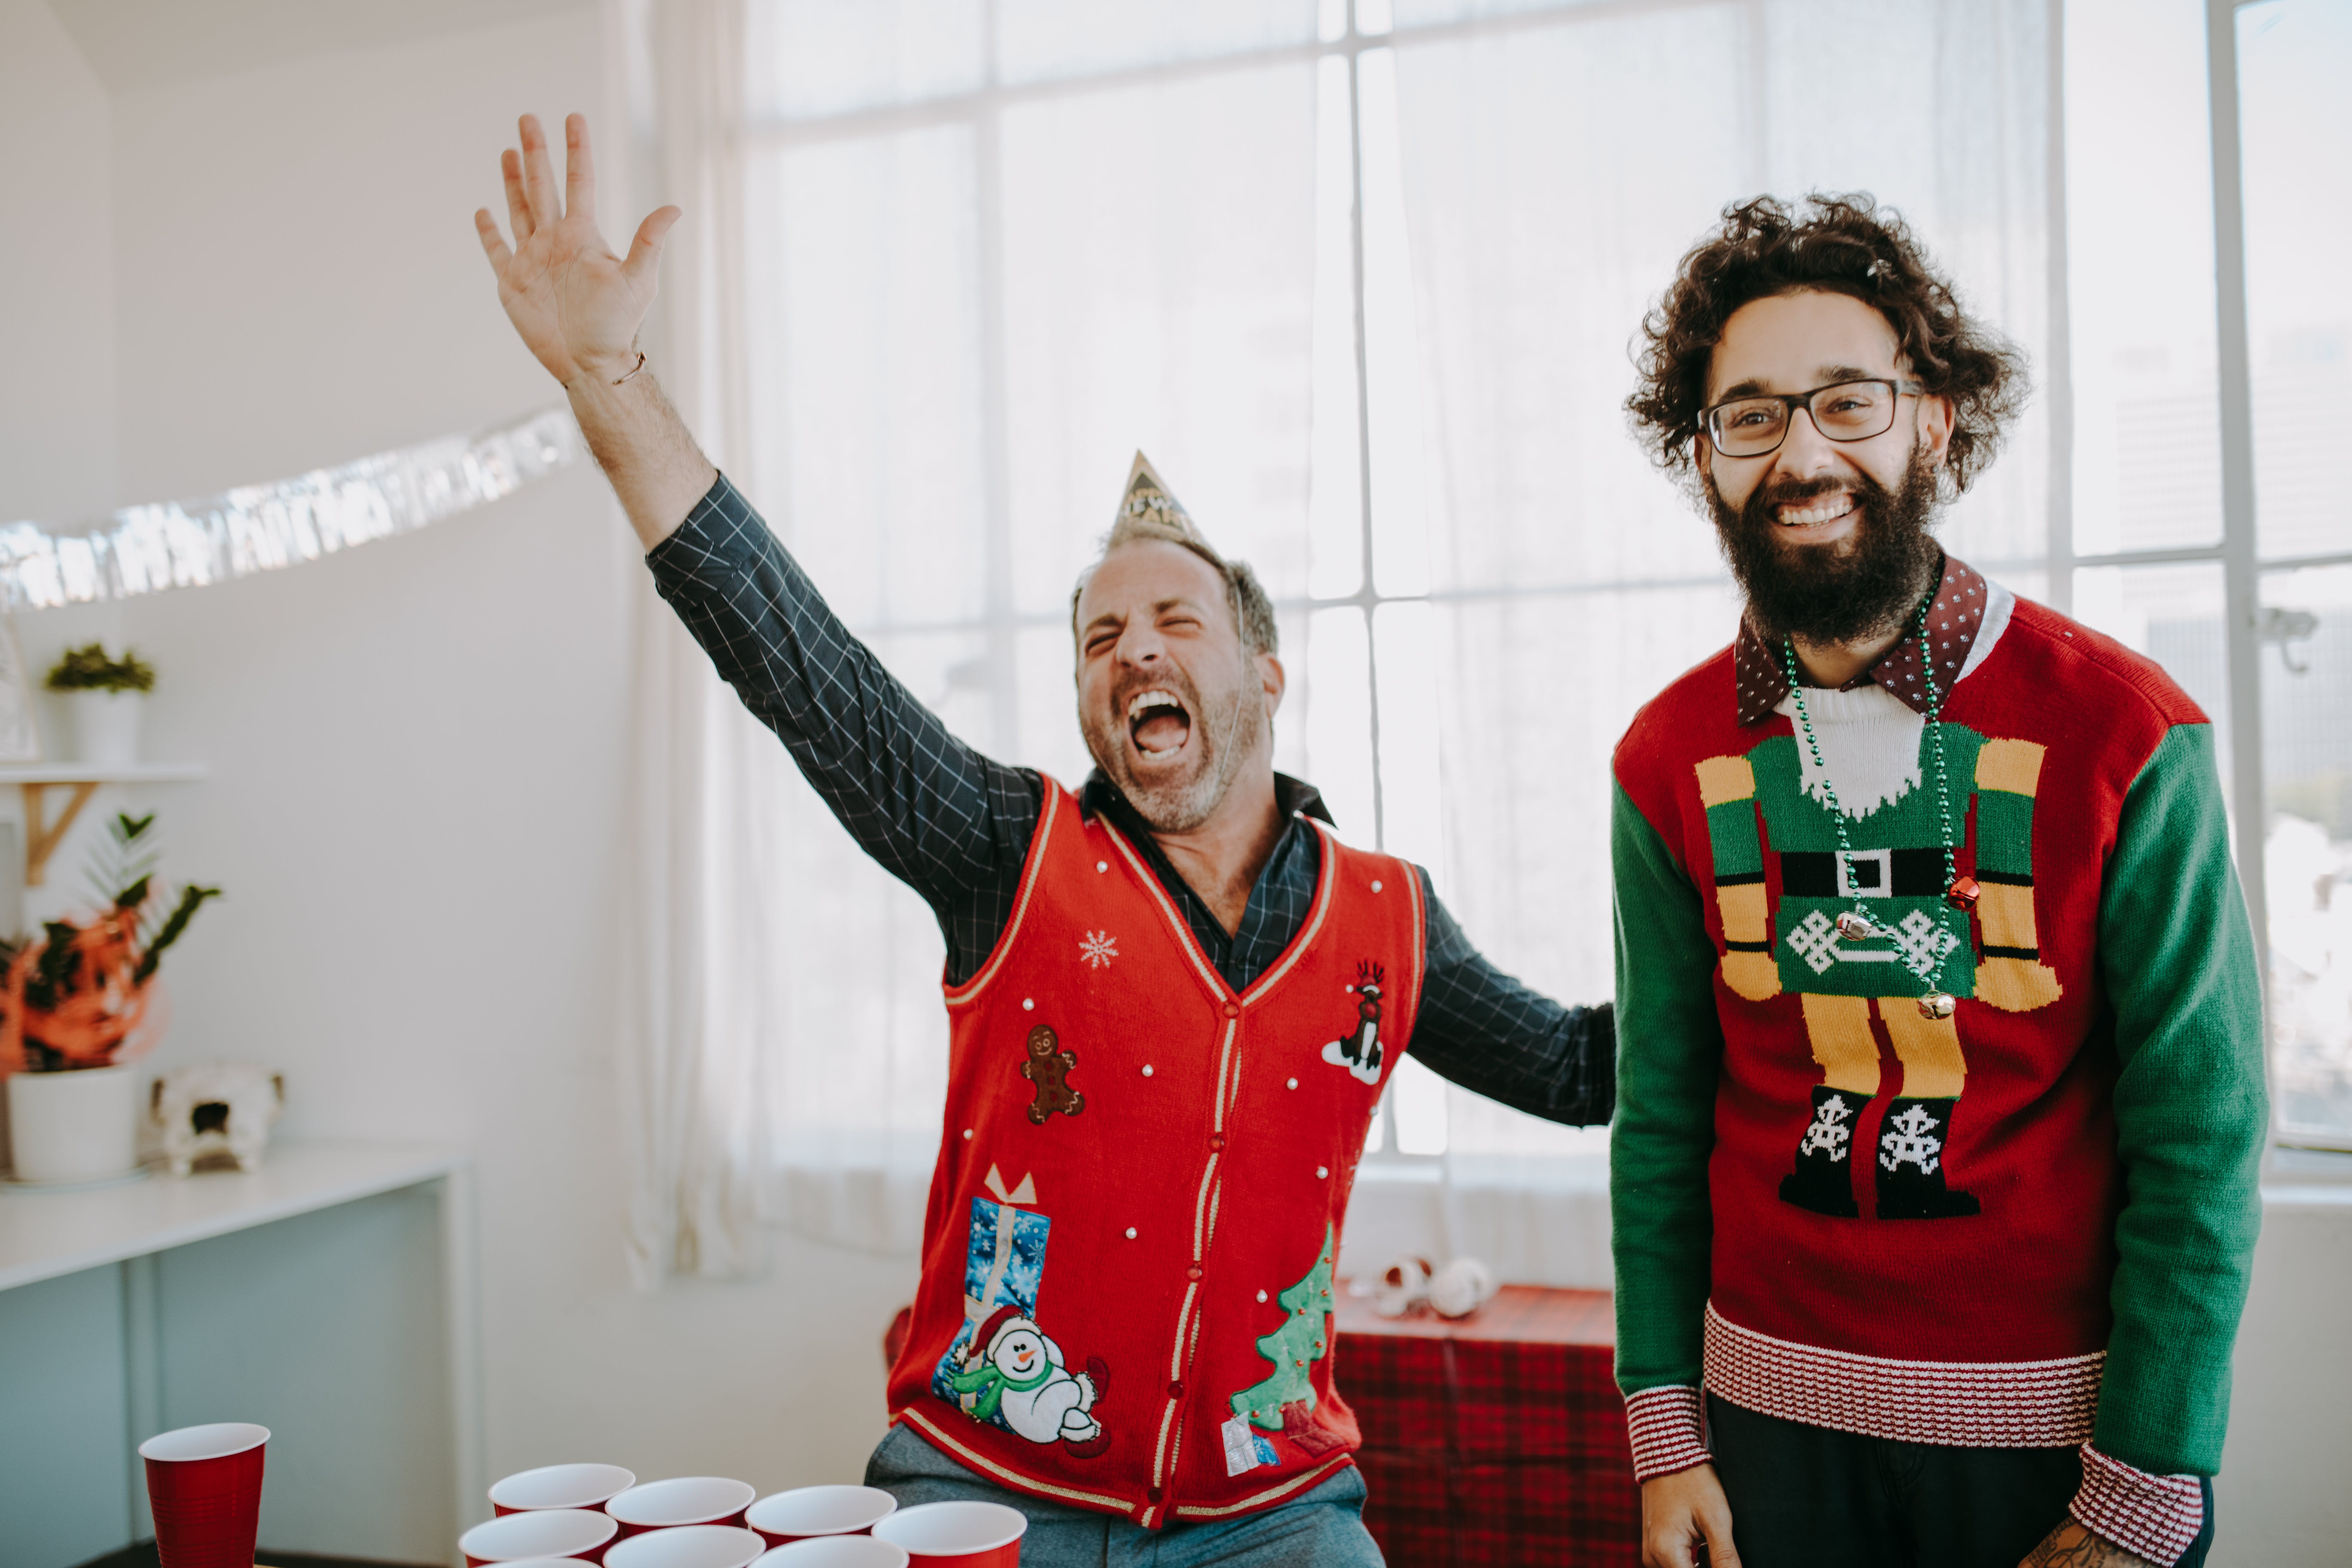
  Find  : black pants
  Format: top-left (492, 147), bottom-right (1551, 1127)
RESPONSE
top-left (1707, 1395), bottom-right (2216, 1568)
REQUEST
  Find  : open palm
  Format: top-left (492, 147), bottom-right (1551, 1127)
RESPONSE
top-left (474, 114), bottom-right (679, 387)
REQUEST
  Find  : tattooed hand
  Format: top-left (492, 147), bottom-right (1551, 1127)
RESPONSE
top-left (2020, 1519), bottom-right (2158, 1567)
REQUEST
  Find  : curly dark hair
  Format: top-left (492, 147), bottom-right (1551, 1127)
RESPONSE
top-left (1626, 193), bottom-right (2028, 496)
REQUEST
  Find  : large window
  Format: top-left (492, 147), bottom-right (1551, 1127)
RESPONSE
top-left (719, 0), bottom-right (2348, 1225)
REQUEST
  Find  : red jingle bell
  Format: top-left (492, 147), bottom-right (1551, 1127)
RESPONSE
top-left (1944, 875), bottom-right (1981, 912)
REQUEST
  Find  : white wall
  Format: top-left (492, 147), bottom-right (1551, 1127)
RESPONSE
top-left (0, 0), bottom-right (116, 523)
top-left (0, 4), bottom-right (915, 1550)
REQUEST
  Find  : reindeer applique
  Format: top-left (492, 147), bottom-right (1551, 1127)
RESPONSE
top-left (1320, 962), bottom-right (1387, 1087)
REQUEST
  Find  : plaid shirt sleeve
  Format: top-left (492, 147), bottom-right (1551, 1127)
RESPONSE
top-left (1406, 868), bottom-right (1616, 1127)
top-left (643, 474), bottom-right (1040, 985)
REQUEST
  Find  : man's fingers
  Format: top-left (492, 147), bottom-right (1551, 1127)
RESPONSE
top-left (473, 208), bottom-right (513, 272)
top-left (518, 113), bottom-right (560, 227)
top-left (501, 148), bottom-right (535, 245)
top-left (564, 112), bottom-right (597, 224)
top-left (1696, 1496), bottom-right (1742, 1566)
top-left (622, 205), bottom-right (683, 288)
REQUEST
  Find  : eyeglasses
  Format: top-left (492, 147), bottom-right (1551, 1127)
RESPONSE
top-left (1702, 378), bottom-right (1923, 458)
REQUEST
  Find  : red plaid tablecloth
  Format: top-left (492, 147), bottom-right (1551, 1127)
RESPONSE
top-left (1335, 1285), bottom-right (1640, 1567)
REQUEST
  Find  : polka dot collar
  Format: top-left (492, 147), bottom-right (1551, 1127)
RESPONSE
top-left (1732, 554), bottom-right (1991, 727)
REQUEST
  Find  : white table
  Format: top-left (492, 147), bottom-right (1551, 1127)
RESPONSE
top-left (0, 1142), bottom-right (482, 1568)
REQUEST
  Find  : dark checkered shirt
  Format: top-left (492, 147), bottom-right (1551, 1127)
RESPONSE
top-left (646, 475), bottom-right (1612, 1126)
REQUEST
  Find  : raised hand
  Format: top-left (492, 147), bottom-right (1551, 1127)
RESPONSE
top-left (474, 113), bottom-right (680, 388)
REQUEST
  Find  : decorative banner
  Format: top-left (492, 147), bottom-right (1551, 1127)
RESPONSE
top-left (0, 406), bottom-right (585, 611)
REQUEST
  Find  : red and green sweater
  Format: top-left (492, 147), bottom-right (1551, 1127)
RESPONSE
top-left (1609, 576), bottom-right (2266, 1565)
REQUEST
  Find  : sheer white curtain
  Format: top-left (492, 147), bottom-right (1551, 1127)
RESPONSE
top-left (616, 0), bottom-right (2057, 1284)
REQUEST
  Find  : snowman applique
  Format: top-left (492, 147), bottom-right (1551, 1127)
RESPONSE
top-left (946, 1305), bottom-right (1111, 1457)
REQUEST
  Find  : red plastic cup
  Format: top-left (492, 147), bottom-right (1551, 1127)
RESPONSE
top-left (493, 1464), bottom-right (639, 1516)
top-left (605, 1477), bottom-right (757, 1537)
top-left (140, 1422), bottom-right (269, 1568)
top-left (603, 1525), bottom-right (768, 1568)
top-left (755, 1539), bottom-right (910, 1568)
top-left (871, 1502), bottom-right (1025, 1568)
top-left (461, 1507), bottom-right (621, 1567)
top-left (746, 1486), bottom-right (898, 1546)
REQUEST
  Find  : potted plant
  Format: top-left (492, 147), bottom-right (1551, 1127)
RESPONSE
top-left (2, 812), bottom-right (219, 1184)
top-left (46, 643), bottom-right (157, 767)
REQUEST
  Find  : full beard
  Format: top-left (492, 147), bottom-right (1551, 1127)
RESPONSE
top-left (1081, 674), bottom-right (1264, 835)
top-left (1707, 444), bottom-right (1943, 646)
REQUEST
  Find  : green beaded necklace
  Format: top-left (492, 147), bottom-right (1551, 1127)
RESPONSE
top-left (1779, 593), bottom-right (1977, 1020)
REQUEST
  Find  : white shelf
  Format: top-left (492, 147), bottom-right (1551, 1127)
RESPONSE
top-left (0, 1139), bottom-right (467, 1293)
top-left (0, 763), bottom-right (207, 784)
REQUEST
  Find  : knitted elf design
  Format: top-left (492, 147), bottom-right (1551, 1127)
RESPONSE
top-left (1700, 695), bottom-right (2061, 1221)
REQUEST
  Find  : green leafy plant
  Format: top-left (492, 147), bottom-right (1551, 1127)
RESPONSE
top-left (3, 813), bottom-right (220, 1072)
top-left (45, 643), bottom-right (156, 694)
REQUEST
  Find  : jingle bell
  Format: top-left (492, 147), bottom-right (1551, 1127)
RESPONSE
top-left (1917, 990), bottom-right (1958, 1021)
top-left (1835, 911), bottom-right (1877, 942)
top-left (1944, 875), bottom-right (1981, 912)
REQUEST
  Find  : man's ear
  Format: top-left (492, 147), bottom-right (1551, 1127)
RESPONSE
top-left (1694, 431), bottom-right (1713, 484)
top-left (1917, 392), bottom-right (1956, 468)
top-left (1259, 652), bottom-right (1287, 719)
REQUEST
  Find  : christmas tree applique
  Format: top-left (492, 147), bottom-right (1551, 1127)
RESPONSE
top-left (1227, 1222), bottom-right (1345, 1457)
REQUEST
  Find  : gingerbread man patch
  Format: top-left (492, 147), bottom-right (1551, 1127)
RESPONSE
top-left (1023, 1025), bottom-right (1085, 1123)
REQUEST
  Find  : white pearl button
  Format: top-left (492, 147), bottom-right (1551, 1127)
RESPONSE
top-left (1023, 998), bottom-right (1034, 1011)
top-left (1097, 860), bottom-right (1109, 873)
top-left (1316, 1165), bottom-right (1329, 1179)
top-left (1286, 1077), bottom-right (1298, 1090)
top-left (962, 1129), bottom-right (972, 1140)
top-left (1125, 1227), bottom-right (1138, 1239)
top-left (1257, 1290), bottom-right (1268, 1302)
top-left (1371, 879), bottom-right (1383, 892)
top-left (1142, 1064), bottom-right (1154, 1077)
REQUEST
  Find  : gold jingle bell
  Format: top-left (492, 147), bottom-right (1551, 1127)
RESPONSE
top-left (1835, 911), bottom-right (1878, 942)
top-left (1917, 990), bottom-right (1958, 1021)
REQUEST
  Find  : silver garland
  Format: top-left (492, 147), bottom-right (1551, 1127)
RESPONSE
top-left (0, 406), bottom-right (585, 611)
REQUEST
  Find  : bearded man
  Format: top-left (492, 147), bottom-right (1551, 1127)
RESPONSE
top-left (1607, 194), bottom-right (2266, 1568)
top-left (474, 114), bottom-right (1611, 1565)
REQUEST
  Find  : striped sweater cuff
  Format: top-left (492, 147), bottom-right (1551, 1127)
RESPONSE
top-left (1623, 1385), bottom-right (1711, 1481)
top-left (2070, 1445), bottom-right (2204, 1565)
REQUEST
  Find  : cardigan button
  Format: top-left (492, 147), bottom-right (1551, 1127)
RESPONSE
top-left (1209, 1133), bottom-right (1226, 1151)
top-left (1187, 1264), bottom-right (1203, 1281)
top-left (1222, 1002), bottom-right (1239, 1018)
top-left (1167, 1380), bottom-right (1185, 1399)
top-left (1147, 1485), bottom-right (1163, 1503)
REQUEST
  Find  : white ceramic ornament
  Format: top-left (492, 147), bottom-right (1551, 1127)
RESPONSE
top-left (1428, 1257), bottom-right (1497, 1320)
top-left (151, 1063), bottom-right (282, 1175)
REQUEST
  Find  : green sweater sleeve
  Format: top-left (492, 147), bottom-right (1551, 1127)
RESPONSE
top-left (1610, 780), bottom-right (1725, 1393)
top-left (2092, 722), bottom-right (2267, 1476)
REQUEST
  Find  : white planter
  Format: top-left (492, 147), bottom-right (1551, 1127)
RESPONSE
top-left (67, 689), bottom-right (144, 767)
top-left (6, 1064), bottom-right (142, 1183)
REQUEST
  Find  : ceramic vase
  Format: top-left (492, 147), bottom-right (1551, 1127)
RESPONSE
top-left (67, 689), bottom-right (144, 767)
top-left (6, 1064), bottom-right (142, 1183)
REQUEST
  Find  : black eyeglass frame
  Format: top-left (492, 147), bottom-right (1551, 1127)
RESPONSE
top-left (1702, 378), bottom-right (1926, 458)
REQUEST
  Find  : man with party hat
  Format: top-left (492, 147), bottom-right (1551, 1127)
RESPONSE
top-left (473, 114), bottom-right (1612, 1564)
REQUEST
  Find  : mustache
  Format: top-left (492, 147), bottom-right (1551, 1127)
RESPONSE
top-left (1710, 446), bottom-right (1942, 647)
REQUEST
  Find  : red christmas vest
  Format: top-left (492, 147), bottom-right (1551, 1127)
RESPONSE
top-left (885, 777), bottom-right (1425, 1529)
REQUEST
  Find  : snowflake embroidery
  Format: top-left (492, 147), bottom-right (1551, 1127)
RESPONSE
top-left (1799, 1093), bottom-right (1857, 1160)
top-left (1888, 908), bottom-right (1961, 978)
top-left (1784, 910), bottom-right (1841, 975)
top-left (1078, 931), bottom-right (1119, 970)
top-left (1879, 1104), bottom-right (1944, 1173)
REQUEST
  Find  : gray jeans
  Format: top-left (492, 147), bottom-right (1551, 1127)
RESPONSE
top-left (863, 1424), bottom-right (1385, 1568)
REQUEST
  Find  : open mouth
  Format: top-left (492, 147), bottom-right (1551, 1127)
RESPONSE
top-left (1777, 492), bottom-right (1858, 529)
top-left (1126, 688), bottom-right (1193, 759)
